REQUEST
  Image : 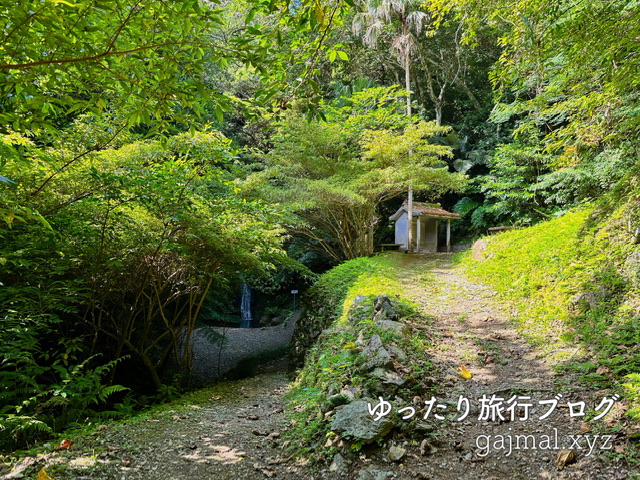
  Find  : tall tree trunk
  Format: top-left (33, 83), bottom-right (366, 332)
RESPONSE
top-left (404, 46), bottom-right (414, 253)
top-left (407, 186), bottom-right (414, 254)
top-left (420, 54), bottom-right (446, 125)
top-left (404, 51), bottom-right (411, 116)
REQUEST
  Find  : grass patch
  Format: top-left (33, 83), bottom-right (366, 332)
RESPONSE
top-left (462, 207), bottom-right (600, 349)
top-left (292, 253), bottom-right (420, 366)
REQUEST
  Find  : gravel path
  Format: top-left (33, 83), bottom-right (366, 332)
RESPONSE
top-left (33, 369), bottom-right (310, 480)
top-left (384, 254), bottom-right (635, 479)
top-left (190, 312), bottom-right (300, 384)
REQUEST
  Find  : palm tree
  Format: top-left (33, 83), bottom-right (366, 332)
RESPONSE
top-left (353, 0), bottom-right (429, 253)
top-left (352, 0), bottom-right (429, 116)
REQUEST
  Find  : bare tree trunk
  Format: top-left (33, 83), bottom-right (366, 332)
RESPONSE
top-left (368, 224), bottom-right (374, 255)
top-left (404, 51), bottom-right (411, 116)
top-left (453, 76), bottom-right (482, 111)
top-left (420, 54), bottom-right (446, 125)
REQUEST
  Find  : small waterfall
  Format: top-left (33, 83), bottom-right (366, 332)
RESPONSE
top-left (240, 283), bottom-right (252, 328)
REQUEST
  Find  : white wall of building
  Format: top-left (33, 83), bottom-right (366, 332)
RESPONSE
top-left (394, 212), bottom-right (439, 252)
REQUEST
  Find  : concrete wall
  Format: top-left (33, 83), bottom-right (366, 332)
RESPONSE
top-left (394, 212), bottom-right (409, 250)
top-left (189, 311), bottom-right (300, 384)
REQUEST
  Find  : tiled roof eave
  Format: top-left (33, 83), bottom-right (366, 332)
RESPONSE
top-left (389, 205), bottom-right (461, 221)
top-left (415, 213), bottom-right (461, 219)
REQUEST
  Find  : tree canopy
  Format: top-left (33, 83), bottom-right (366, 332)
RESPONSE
top-left (3, 0), bottom-right (640, 451)
top-left (245, 86), bottom-right (464, 263)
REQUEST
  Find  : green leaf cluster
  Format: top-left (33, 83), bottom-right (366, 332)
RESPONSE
top-left (246, 86), bottom-right (465, 263)
top-left (0, 124), bottom-right (294, 449)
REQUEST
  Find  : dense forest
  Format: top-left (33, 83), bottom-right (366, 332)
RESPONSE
top-left (1, 0), bottom-right (639, 467)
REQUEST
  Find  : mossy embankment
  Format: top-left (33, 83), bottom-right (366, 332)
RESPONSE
top-left (286, 254), bottom-right (438, 464)
top-left (462, 197), bottom-right (640, 423)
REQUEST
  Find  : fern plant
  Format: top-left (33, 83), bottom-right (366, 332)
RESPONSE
top-left (0, 309), bottom-right (128, 449)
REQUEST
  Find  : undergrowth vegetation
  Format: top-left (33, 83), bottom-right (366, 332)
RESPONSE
top-left (286, 254), bottom-right (438, 462)
top-left (291, 254), bottom-right (404, 366)
top-left (462, 202), bottom-right (640, 425)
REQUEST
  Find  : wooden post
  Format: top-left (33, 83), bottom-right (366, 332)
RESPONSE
top-left (435, 220), bottom-right (439, 252)
top-left (407, 187), bottom-right (414, 253)
top-left (446, 219), bottom-right (451, 253)
top-left (416, 216), bottom-right (421, 253)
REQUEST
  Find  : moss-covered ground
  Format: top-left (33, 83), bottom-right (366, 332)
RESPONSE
top-left (462, 204), bottom-right (640, 426)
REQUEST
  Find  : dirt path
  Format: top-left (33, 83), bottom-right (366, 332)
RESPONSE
top-left (388, 254), bottom-right (633, 479)
top-left (29, 365), bottom-right (310, 480)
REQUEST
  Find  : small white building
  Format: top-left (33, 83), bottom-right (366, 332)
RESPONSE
top-left (389, 201), bottom-right (460, 253)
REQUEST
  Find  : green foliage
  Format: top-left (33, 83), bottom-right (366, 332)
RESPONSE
top-left (3, 0), bottom-right (640, 457)
top-left (472, 140), bottom-right (637, 228)
top-left (0, 0), bottom-right (348, 135)
top-left (0, 311), bottom-right (126, 449)
top-left (0, 0), bottom-right (222, 134)
top-left (485, 0), bottom-right (640, 151)
top-left (0, 126), bottom-right (297, 451)
top-left (409, 0), bottom-right (640, 231)
top-left (477, 141), bottom-right (556, 225)
top-left (0, 0), bottom-right (353, 227)
top-left (624, 374), bottom-right (640, 423)
top-left (452, 197), bottom-right (479, 218)
top-left (0, 0), bottom-right (349, 452)
top-left (293, 254), bottom-right (405, 356)
top-left (247, 86), bottom-right (464, 264)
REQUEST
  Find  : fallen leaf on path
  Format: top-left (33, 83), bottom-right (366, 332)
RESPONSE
top-left (576, 422), bottom-right (591, 435)
top-left (58, 439), bottom-right (72, 450)
top-left (37, 468), bottom-right (54, 480)
top-left (555, 449), bottom-right (576, 469)
top-left (457, 365), bottom-right (473, 379)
